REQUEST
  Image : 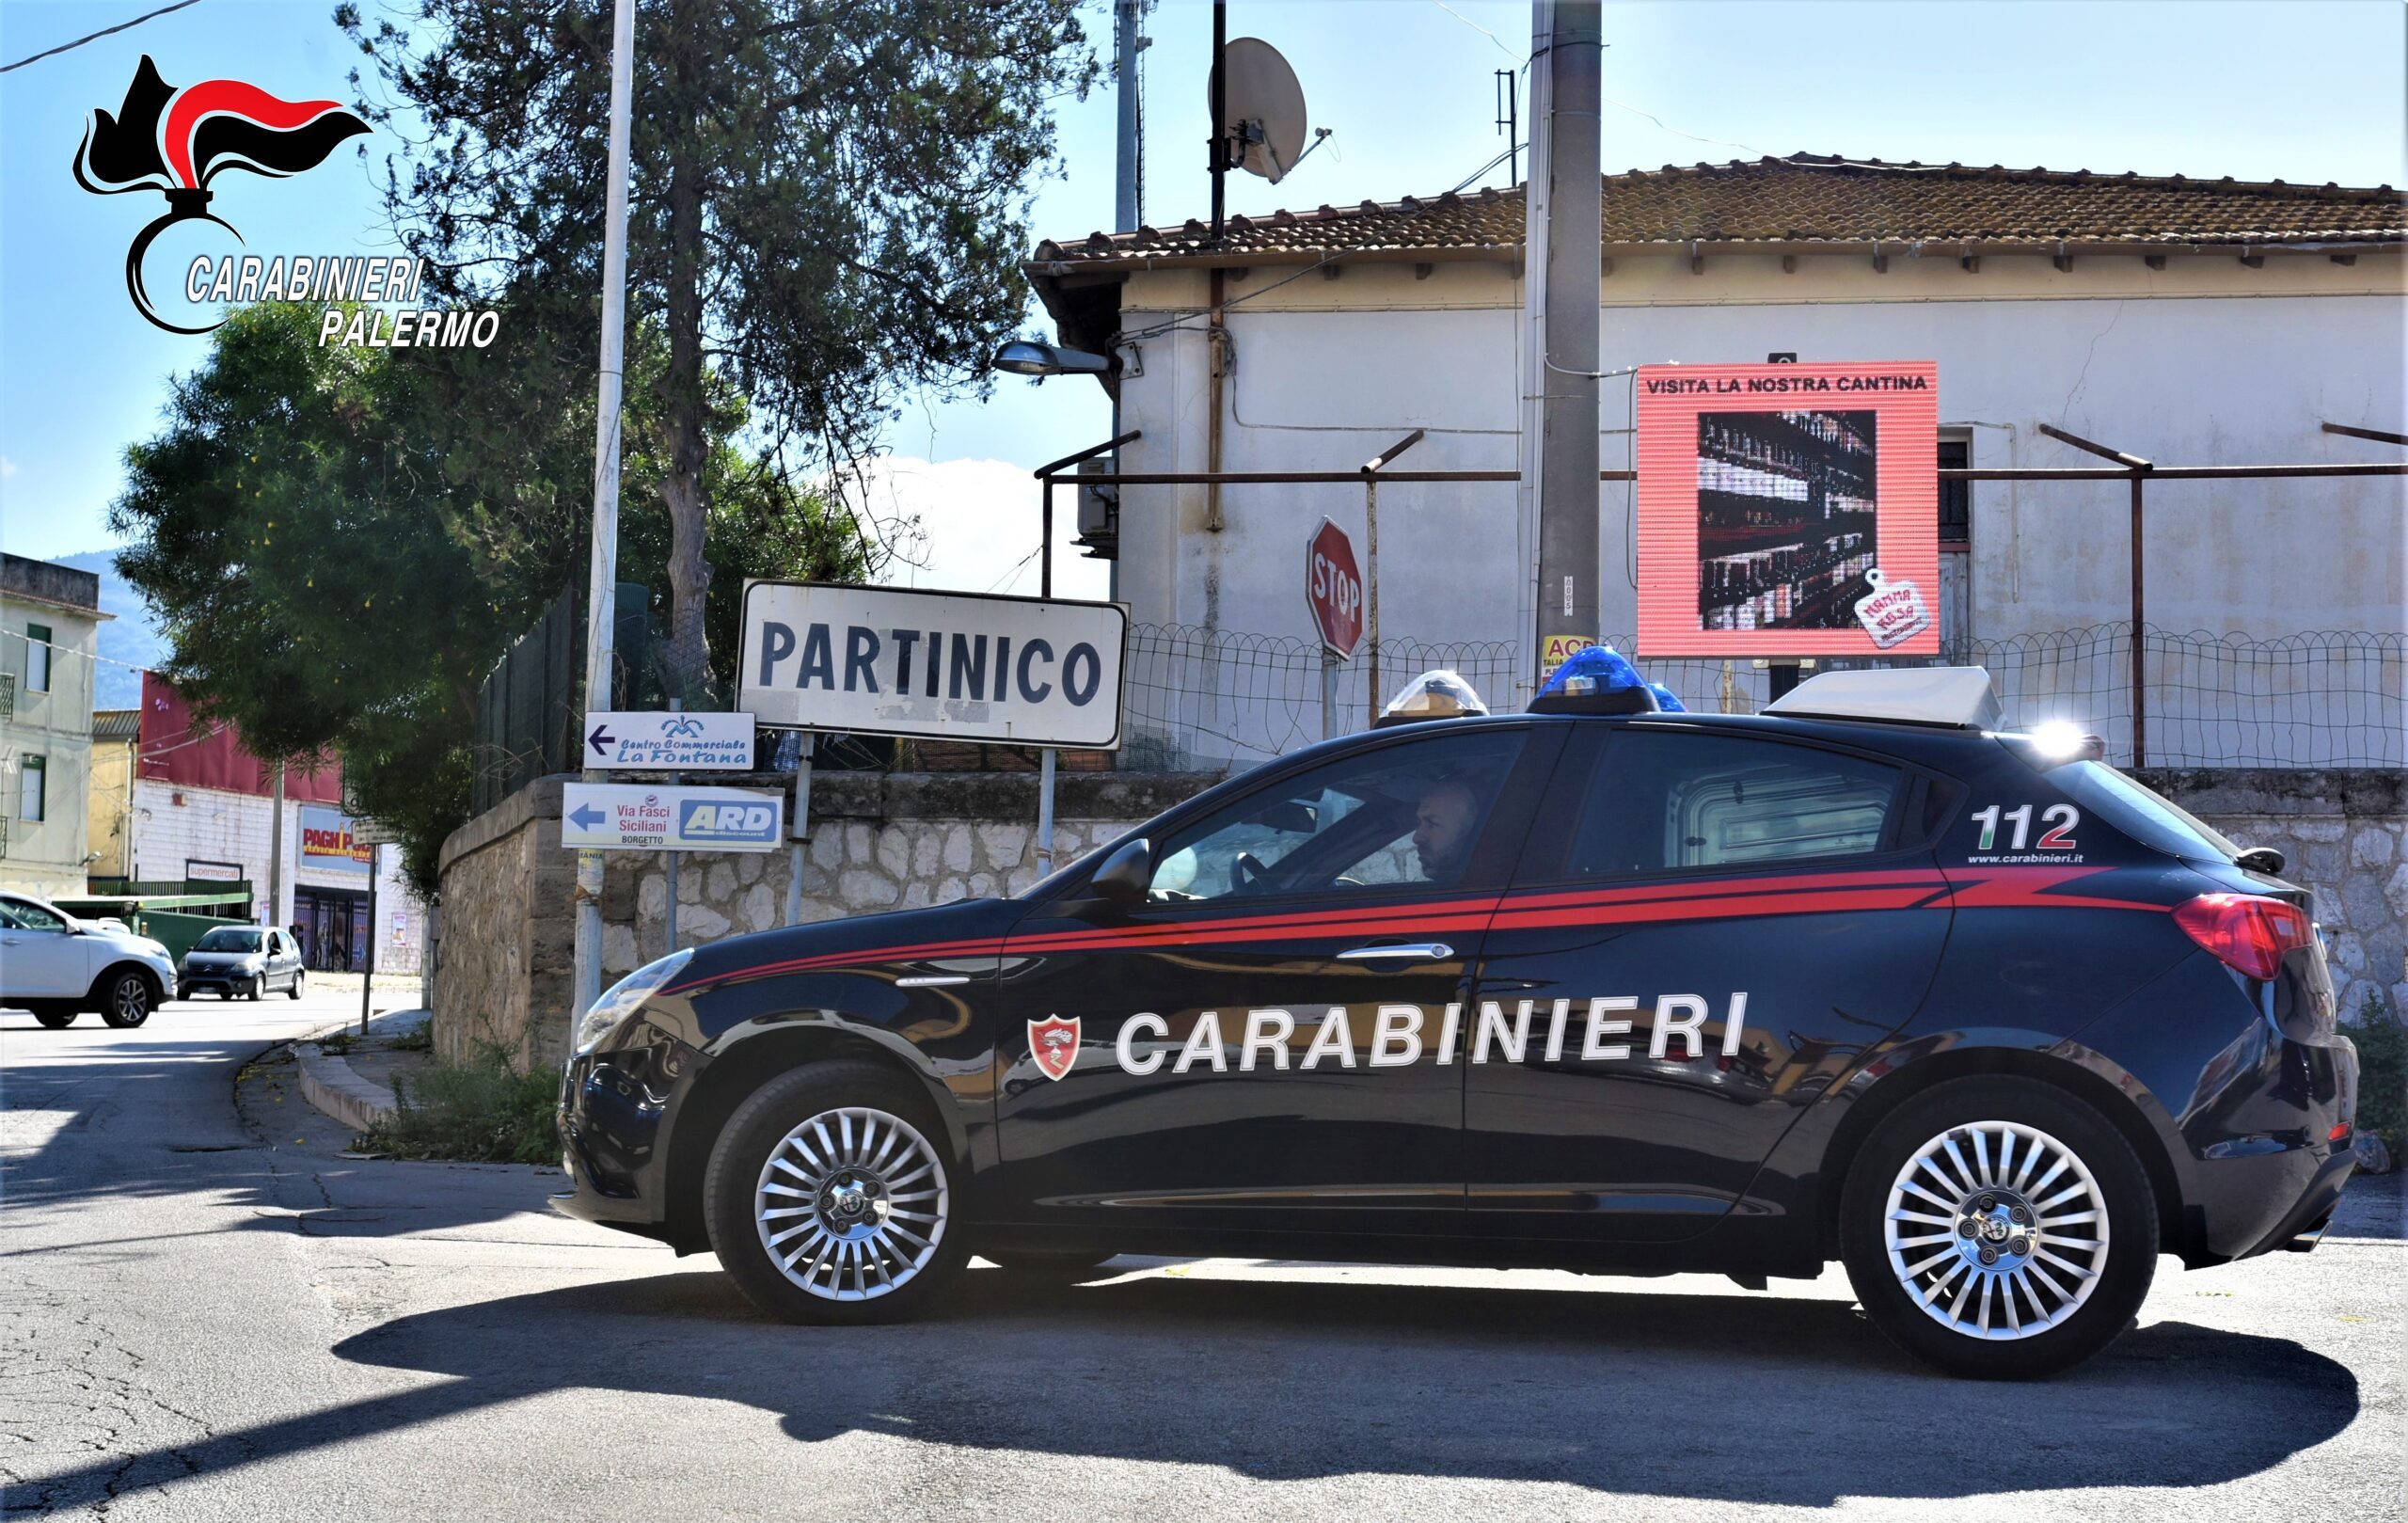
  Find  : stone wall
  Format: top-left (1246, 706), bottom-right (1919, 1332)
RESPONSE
top-left (429, 777), bottom-right (575, 1069)
top-left (2141, 769), bottom-right (2407, 1026)
top-left (434, 769), bottom-right (1216, 1070)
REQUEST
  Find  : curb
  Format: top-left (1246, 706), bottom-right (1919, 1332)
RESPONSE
top-left (288, 1007), bottom-right (429, 1133)
top-left (292, 1041), bottom-right (396, 1133)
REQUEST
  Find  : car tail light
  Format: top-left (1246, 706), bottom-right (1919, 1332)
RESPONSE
top-left (2174, 894), bottom-right (2314, 982)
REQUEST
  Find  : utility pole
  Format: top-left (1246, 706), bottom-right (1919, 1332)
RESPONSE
top-left (1114, 0), bottom-right (1146, 233)
top-left (1530, 0), bottom-right (1602, 688)
top-left (1109, 0), bottom-right (1147, 608)
top-left (265, 760), bottom-right (284, 928)
top-left (573, 0), bottom-right (637, 1028)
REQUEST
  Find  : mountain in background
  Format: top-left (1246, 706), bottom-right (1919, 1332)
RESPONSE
top-left (52, 549), bottom-right (163, 710)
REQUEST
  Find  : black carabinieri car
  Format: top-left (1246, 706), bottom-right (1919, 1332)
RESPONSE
top-left (556, 669), bottom-right (2357, 1378)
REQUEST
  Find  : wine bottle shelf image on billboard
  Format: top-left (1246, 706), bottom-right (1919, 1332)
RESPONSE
top-left (1697, 409), bottom-right (1877, 632)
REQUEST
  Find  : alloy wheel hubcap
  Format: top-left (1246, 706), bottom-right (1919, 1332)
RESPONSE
top-left (1884, 1120), bottom-right (2107, 1341)
top-left (754, 1106), bottom-right (947, 1301)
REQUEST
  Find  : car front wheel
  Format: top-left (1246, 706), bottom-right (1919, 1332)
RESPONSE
top-left (98, 972), bottom-right (155, 1029)
top-left (705, 1061), bottom-right (967, 1325)
top-left (1840, 1075), bottom-right (2156, 1380)
top-left (246, 974), bottom-right (264, 1002)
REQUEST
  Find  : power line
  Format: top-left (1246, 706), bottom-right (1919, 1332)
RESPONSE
top-left (1429, 0), bottom-right (1524, 64)
top-left (0, 0), bottom-right (203, 74)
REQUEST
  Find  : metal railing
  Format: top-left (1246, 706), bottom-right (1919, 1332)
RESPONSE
top-left (1118, 622), bottom-right (2404, 771)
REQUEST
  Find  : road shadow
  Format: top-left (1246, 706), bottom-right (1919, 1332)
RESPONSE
top-left (1, 1031), bottom-right (562, 1249)
top-left (12, 1259), bottom-right (2364, 1512)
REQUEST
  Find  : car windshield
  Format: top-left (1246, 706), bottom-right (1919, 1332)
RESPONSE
top-left (194, 928), bottom-right (263, 952)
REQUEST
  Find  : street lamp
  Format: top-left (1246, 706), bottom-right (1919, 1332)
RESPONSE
top-left (990, 340), bottom-right (1110, 378)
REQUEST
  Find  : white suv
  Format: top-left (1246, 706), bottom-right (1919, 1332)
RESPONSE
top-left (0, 892), bottom-right (177, 1029)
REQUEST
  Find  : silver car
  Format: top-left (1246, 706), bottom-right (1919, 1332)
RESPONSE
top-left (177, 926), bottom-right (307, 1001)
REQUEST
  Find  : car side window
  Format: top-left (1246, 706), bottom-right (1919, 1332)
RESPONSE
top-left (2, 898), bottom-right (69, 932)
top-left (1565, 730), bottom-right (1903, 877)
top-left (1146, 731), bottom-right (1525, 903)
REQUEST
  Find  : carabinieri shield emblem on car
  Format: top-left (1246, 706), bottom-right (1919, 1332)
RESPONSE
top-left (1027, 1016), bottom-right (1081, 1082)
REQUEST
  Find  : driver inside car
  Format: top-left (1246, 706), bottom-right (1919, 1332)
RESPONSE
top-left (1411, 775), bottom-right (1481, 882)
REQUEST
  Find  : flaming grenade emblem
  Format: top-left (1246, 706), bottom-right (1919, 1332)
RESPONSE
top-left (73, 56), bottom-right (369, 333)
top-left (1027, 1017), bottom-right (1082, 1083)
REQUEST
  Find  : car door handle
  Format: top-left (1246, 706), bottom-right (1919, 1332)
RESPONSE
top-left (1336, 942), bottom-right (1454, 962)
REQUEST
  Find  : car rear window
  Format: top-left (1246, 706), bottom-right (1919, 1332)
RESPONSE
top-left (1565, 730), bottom-right (1905, 877)
top-left (2047, 761), bottom-right (2241, 865)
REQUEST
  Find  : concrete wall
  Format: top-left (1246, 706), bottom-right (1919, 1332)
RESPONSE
top-left (0, 598), bottom-right (101, 896)
top-left (2145, 769), bottom-right (2408, 1025)
top-left (1108, 253), bottom-right (2406, 696)
top-left (433, 771), bottom-right (1216, 1071)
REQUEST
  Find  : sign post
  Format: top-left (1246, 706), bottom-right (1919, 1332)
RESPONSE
top-left (359, 844), bottom-right (378, 1039)
top-left (740, 580), bottom-right (1128, 894)
top-left (1306, 517), bottom-right (1364, 740)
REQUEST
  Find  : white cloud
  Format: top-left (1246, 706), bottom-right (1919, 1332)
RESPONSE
top-left (0, 457), bottom-right (17, 479)
top-left (847, 454), bottom-right (1112, 603)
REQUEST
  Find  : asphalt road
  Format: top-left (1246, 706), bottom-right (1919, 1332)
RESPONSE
top-left (5, 996), bottom-right (2401, 1522)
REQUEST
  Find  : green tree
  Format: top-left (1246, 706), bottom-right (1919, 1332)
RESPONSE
top-left (111, 301), bottom-right (865, 892)
top-left (341, 0), bottom-right (1096, 695)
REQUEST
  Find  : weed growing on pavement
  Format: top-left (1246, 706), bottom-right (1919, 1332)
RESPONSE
top-left (388, 1023), bottom-right (434, 1053)
top-left (2353, 992), bottom-right (2403, 1156)
top-left (315, 1032), bottom-right (357, 1056)
top-left (356, 1041), bottom-right (558, 1165)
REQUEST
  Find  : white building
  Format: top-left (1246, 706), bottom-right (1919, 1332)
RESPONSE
top-left (1027, 156), bottom-right (2405, 763)
top-left (1, 554), bottom-right (108, 896)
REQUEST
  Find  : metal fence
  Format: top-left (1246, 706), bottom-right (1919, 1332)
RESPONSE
top-left (1121, 622), bottom-right (2404, 771)
top-left (469, 587), bottom-right (582, 816)
top-left (466, 604), bottom-right (2397, 815)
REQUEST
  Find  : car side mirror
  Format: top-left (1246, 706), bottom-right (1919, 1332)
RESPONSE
top-left (1090, 837), bottom-right (1151, 903)
top-left (2234, 846), bottom-right (2285, 875)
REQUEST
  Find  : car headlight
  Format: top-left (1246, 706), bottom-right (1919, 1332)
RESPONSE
top-left (572, 949), bottom-right (694, 1059)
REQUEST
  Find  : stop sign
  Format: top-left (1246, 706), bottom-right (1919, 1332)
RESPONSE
top-left (1306, 518), bottom-right (1364, 658)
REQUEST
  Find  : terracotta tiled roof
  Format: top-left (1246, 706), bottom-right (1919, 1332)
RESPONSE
top-left (1030, 154), bottom-right (2404, 268)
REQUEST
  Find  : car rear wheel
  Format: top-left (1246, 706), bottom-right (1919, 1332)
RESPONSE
top-left (1841, 1076), bottom-right (2156, 1379)
top-left (705, 1061), bottom-right (967, 1325)
top-left (288, 970), bottom-right (306, 1000)
top-left (98, 972), bottom-right (155, 1029)
top-left (32, 1006), bottom-right (78, 1029)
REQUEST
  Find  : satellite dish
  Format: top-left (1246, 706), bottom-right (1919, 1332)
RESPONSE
top-left (1213, 38), bottom-right (1307, 182)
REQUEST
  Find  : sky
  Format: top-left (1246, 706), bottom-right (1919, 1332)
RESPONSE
top-left (3, 0), bottom-right (2402, 608)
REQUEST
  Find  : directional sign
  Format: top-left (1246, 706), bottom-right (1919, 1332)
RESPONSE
top-left (584, 709), bottom-right (756, 769)
top-left (349, 817), bottom-right (404, 847)
top-left (1305, 518), bottom-right (1363, 658)
top-left (561, 784), bottom-right (785, 852)
top-left (738, 581), bottom-right (1127, 748)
